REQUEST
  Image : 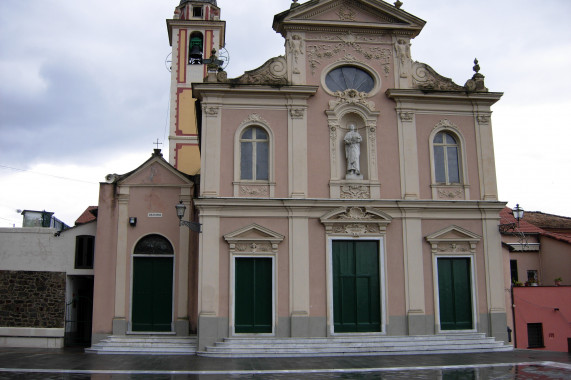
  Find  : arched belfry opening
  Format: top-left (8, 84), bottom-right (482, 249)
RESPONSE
top-left (189, 32), bottom-right (204, 64)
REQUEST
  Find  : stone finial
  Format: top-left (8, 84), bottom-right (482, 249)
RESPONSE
top-left (464, 58), bottom-right (488, 92)
top-left (473, 58), bottom-right (481, 74)
top-left (394, 1), bottom-right (403, 9)
top-left (291, 0), bottom-right (300, 8)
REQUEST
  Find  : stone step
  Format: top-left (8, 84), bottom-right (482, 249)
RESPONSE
top-left (198, 346), bottom-right (513, 358)
top-left (86, 335), bottom-right (197, 355)
top-left (199, 334), bottom-right (512, 358)
top-left (211, 339), bottom-right (503, 350)
top-left (219, 334), bottom-right (492, 345)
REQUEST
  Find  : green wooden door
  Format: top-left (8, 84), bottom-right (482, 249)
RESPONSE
top-left (132, 257), bottom-right (173, 332)
top-left (437, 258), bottom-right (473, 330)
top-left (333, 241), bottom-right (380, 333)
top-left (235, 258), bottom-right (272, 334)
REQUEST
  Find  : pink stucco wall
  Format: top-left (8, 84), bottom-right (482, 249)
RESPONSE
top-left (92, 183), bottom-right (118, 336)
top-left (513, 286), bottom-right (571, 352)
top-left (540, 236), bottom-right (571, 286)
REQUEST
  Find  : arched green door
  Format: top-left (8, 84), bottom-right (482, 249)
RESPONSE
top-left (131, 235), bottom-right (174, 332)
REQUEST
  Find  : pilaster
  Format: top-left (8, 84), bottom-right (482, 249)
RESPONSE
top-left (113, 188), bottom-right (129, 324)
top-left (397, 111), bottom-right (420, 199)
top-left (200, 101), bottom-right (222, 197)
top-left (288, 105), bottom-right (308, 198)
top-left (288, 208), bottom-right (310, 336)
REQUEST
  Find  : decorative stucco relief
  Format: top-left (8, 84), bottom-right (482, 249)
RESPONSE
top-left (239, 185), bottom-right (269, 198)
top-left (340, 185), bottom-right (370, 199)
top-left (307, 32), bottom-right (391, 76)
top-left (477, 115), bottom-right (490, 125)
top-left (224, 224), bottom-right (284, 255)
top-left (336, 5), bottom-right (356, 21)
top-left (395, 39), bottom-right (411, 78)
top-left (328, 89), bottom-right (376, 111)
top-left (412, 62), bottom-right (464, 91)
top-left (435, 119), bottom-right (457, 130)
top-left (286, 34), bottom-right (304, 74)
top-left (321, 207), bottom-right (392, 237)
top-left (425, 225), bottom-right (481, 255)
top-left (289, 108), bottom-right (305, 119)
top-left (399, 112), bottom-right (414, 121)
top-left (437, 188), bottom-right (463, 200)
top-left (203, 105), bottom-right (220, 117)
top-left (244, 113), bottom-right (269, 125)
top-left (234, 242), bottom-right (273, 253)
top-left (231, 56), bottom-right (288, 85)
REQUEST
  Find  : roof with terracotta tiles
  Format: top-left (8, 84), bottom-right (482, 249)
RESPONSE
top-left (500, 207), bottom-right (571, 245)
top-left (75, 206), bottom-right (97, 226)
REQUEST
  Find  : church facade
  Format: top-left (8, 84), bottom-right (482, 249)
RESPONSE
top-left (91, 0), bottom-right (509, 355)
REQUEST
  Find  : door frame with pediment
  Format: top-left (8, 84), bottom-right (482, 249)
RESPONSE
top-left (426, 225), bottom-right (481, 333)
top-left (224, 224), bottom-right (284, 336)
top-left (321, 207), bottom-right (391, 336)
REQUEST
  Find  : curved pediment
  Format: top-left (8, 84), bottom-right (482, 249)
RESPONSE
top-left (274, 0), bottom-right (425, 37)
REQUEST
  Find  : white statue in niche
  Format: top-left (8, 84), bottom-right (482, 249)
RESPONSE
top-left (344, 124), bottom-right (363, 180)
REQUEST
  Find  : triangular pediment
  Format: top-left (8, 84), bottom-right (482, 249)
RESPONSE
top-left (224, 224), bottom-right (285, 243)
top-left (115, 151), bottom-right (193, 187)
top-left (274, 0), bottom-right (425, 37)
top-left (426, 225), bottom-right (481, 243)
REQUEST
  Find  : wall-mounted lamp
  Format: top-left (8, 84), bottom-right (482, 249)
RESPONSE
top-left (175, 201), bottom-right (202, 233)
top-left (129, 217), bottom-right (137, 227)
top-left (500, 203), bottom-right (525, 234)
top-left (513, 204), bottom-right (524, 226)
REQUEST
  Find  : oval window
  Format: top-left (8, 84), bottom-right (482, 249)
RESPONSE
top-left (325, 66), bottom-right (375, 93)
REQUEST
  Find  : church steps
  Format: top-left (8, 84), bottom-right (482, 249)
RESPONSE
top-left (199, 334), bottom-right (512, 358)
top-left (86, 335), bottom-right (197, 355)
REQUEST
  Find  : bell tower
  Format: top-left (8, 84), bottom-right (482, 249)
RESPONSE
top-left (167, 0), bottom-right (226, 174)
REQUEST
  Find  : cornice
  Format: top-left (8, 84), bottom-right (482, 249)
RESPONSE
top-left (166, 19), bottom-right (226, 45)
top-left (194, 197), bottom-right (507, 211)
top-left (386, 89), bottom-right (503, 106)
top-left (192, 84), bottom-right (318, 100)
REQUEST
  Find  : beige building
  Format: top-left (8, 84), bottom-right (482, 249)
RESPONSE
top-left (89, 0), bottom-right (512, 356)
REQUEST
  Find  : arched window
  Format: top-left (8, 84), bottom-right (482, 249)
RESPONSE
top-left (325, 66), bottom-right (375, 93)
top-left (134, 234), bottom-right (174, 255)
top-left (433, 131), bottom-right (461, 184)
top-left (240, 126), bottom-right (269, 181)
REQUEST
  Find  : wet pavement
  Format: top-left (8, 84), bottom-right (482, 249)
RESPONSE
top-left (0, 348), bottom-right (569, 379)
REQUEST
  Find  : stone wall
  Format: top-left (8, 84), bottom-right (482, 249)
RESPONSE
top-left (0, 271), bottom-right (66, 328)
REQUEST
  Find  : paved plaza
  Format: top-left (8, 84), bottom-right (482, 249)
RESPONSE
top-left (0, 348), bottom-right (569, 379)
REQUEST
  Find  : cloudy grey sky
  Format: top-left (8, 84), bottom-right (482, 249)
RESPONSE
top-left (1, 0), bottom-right (570, 227)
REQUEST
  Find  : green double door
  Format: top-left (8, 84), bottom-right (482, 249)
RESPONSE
top-left (333, 240), bottom-right (381, 333)
top-left (132, 257), bottom-right (173, 332)
top-left (437, 258), bottom-right (473, 330)
top-left (235, 258), bottom-right (272, 334)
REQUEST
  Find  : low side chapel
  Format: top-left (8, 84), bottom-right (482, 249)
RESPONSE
top-left (91, 0), bottom-right (509, 355)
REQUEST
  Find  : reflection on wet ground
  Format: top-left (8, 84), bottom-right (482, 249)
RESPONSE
top-left (0, 364), bottom-right (570, 380)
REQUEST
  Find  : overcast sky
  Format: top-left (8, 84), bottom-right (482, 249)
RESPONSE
top-left (1, 0), bottom-right (570, 227)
